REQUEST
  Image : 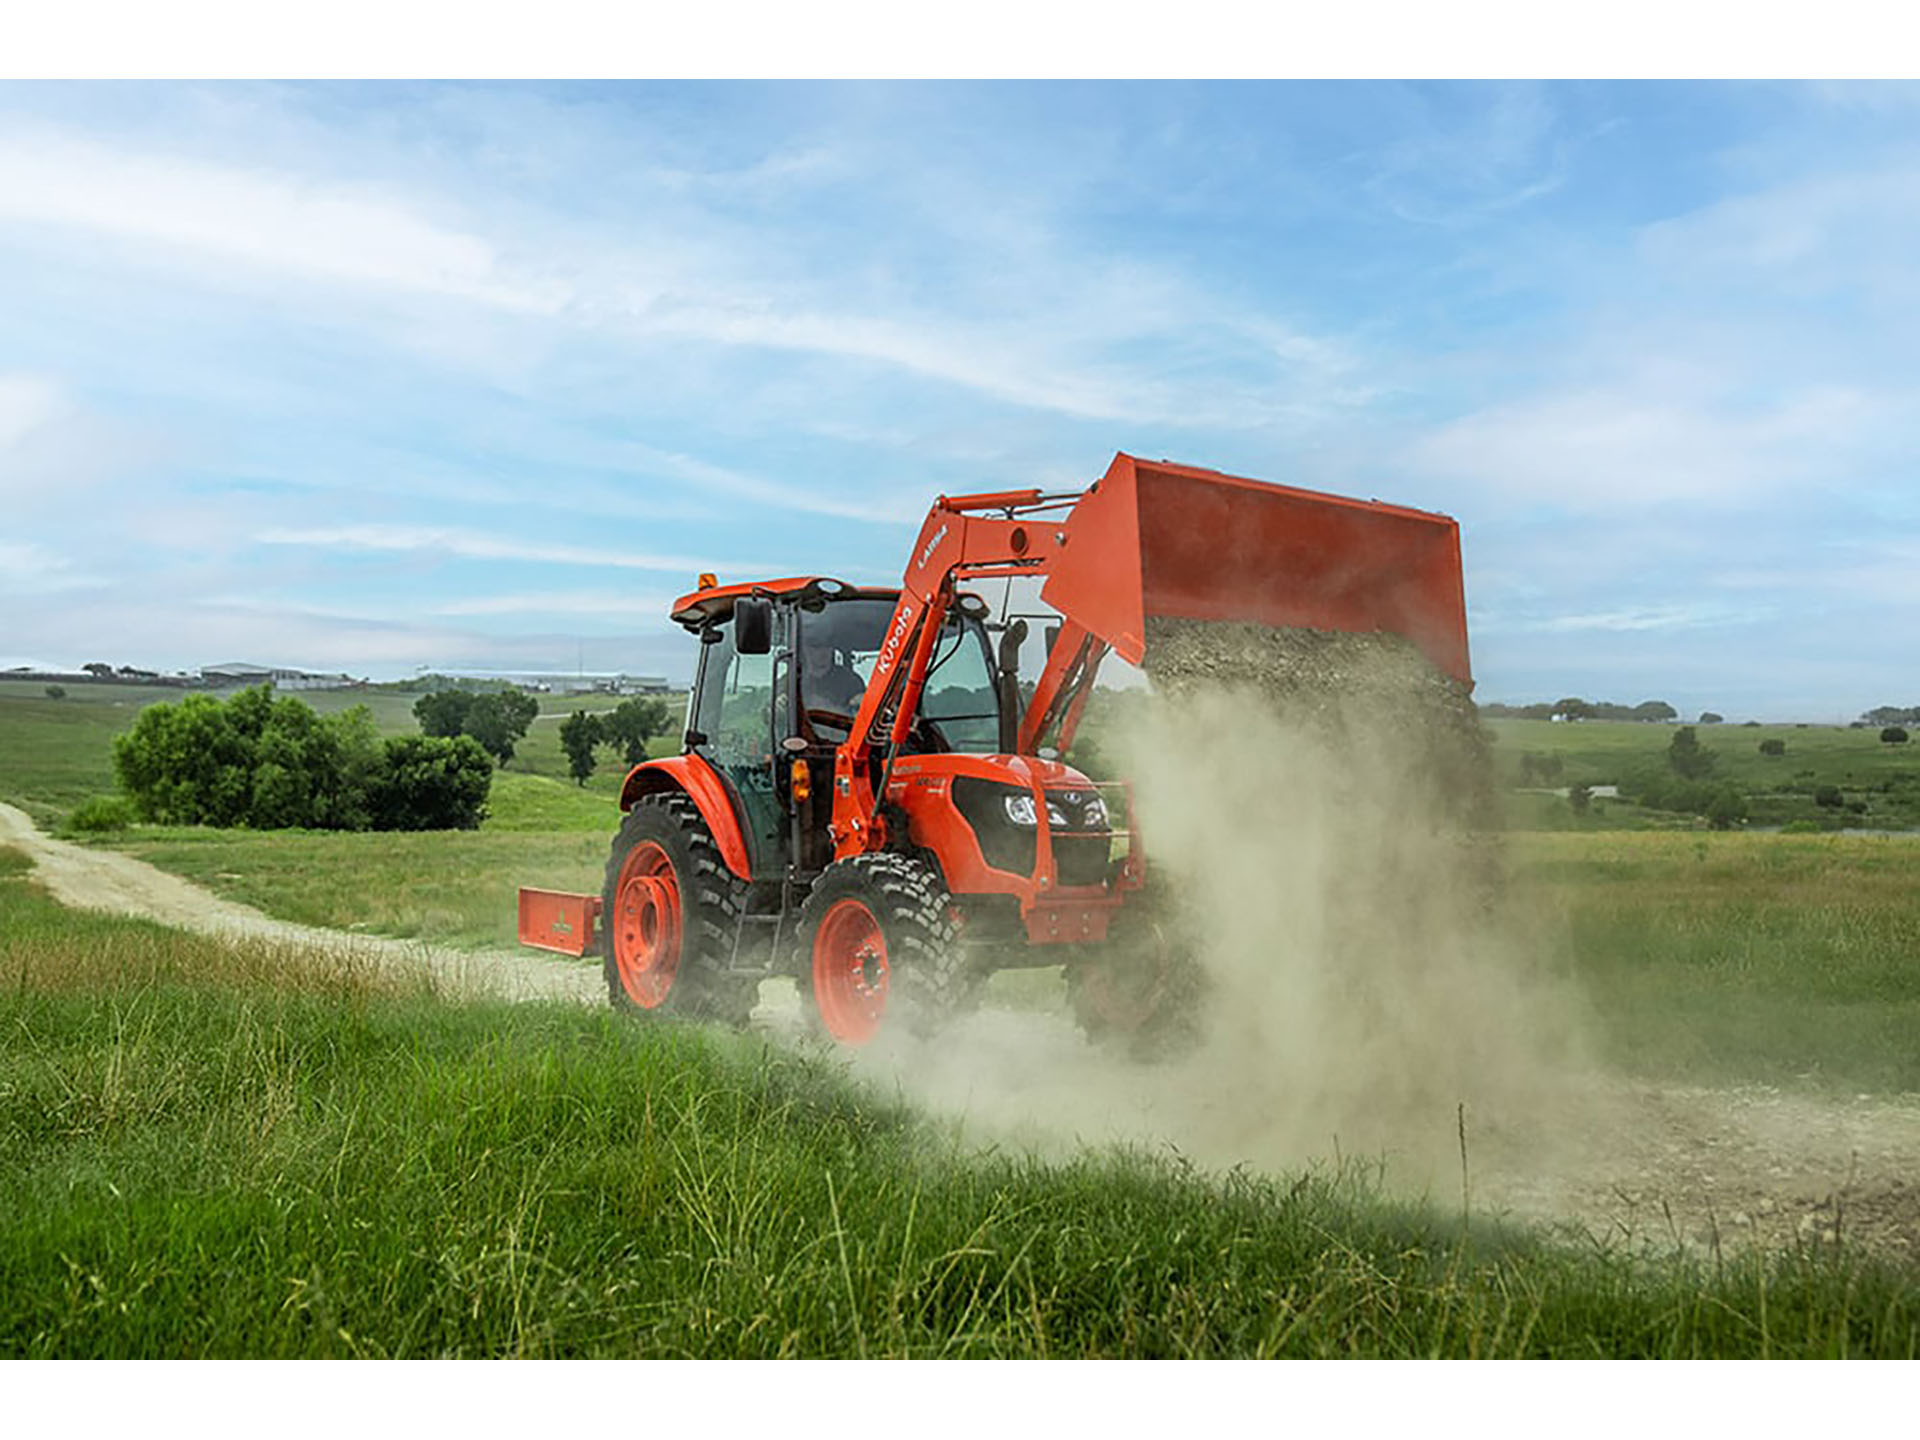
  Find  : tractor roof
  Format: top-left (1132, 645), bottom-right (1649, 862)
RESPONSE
top-left (670, 577), bottom-right (901, 631)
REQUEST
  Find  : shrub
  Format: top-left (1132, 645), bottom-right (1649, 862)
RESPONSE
top-left (1814, 785), bottom-right (1844, 808)
top-left (43, 684), bottom-right (65, 700)
top-left (369, 735), bottom-right (492, 831)
top-left (1882, 726), bottom-right (1910, 745)
top-left (113, 685), bottom-right (489, 831)
top-left (1758, 738), bottom-right (1786, 757)
top-left (64, 795), bottom-right (136, 833)
top-left (1704, 786), bottom-right (1748, 830)
top-left (1568, 783), bottom-right (1592, 814)
top-left (1779, 819), bottom-right (1823, 835)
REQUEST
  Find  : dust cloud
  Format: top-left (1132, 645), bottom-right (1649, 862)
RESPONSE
top-left (840, 623), bottom-right (1608, 1205)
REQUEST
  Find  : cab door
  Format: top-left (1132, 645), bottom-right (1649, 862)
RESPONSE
top-left (689, 607), bottom-right (790, 879)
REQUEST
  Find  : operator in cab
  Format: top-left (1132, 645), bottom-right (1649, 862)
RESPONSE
top-left (799, 617), bottom-right (867, 725)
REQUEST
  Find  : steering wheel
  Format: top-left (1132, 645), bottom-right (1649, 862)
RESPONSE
top-left (806, 707), bottom-right (856, 735)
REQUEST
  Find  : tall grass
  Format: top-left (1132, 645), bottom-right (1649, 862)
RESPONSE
top-left (2, 846), bottom-right (1917, 1358)
top-left (1513, 832), bottom-right (1920, 1090)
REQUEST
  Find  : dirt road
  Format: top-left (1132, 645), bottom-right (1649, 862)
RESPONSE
top-left (0, 801), bottom-right (601, 1005)
top-left (3, 800), bottom-right (1915, 1261)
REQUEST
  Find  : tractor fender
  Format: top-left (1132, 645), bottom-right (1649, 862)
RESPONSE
top-left (617, 756), bottom-right (753, 882)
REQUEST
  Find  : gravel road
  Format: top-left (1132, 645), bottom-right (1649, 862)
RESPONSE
top-left (0, 800), bottom-right (602, 1005)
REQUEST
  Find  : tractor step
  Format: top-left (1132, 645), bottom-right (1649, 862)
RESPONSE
top-left (517, 888), bottom-right (602, 957)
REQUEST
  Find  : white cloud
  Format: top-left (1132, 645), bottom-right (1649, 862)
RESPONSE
top-left (1411, 382), bottom-right (1882, 511)
top-left (253, 523), bottom-right (759, 575)
top-left (1638, 164), bottom-right (1920, 306)
top-left (432, 589), bottom-right (679, 618)
top-left (0, 128), bottom-right (565, 313)
top-left (1532, 605), bottom-right (1744, 634)
top-left (0, 374), bottom-right (64, 448)
top-left (0, 119), bottom-right (1363, 433)
top-left (0, 539), bottom-right (103, 595)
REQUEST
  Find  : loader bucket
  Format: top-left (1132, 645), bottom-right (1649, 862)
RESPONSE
top-left (1043, 453), bottom-right (1471, 684)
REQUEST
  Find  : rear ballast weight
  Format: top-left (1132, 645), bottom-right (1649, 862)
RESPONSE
top-left (516, 452), bottom-right (1471, 1048)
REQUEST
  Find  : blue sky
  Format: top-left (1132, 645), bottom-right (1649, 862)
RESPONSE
top-left (1, 80), bottom-right (1915, 718)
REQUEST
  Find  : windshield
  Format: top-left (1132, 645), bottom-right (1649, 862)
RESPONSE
top-left (799, 597), bottom-right (1002, 753)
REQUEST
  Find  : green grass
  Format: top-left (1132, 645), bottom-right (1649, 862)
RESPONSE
top-left (1512, 831), bottom-right (1920, 1091)
top-left (109, 823), bottom-right (612, 949)
top-left (0, 681), bottom-right (682, 830)
top-left (1491, 718), bottom-right (1920, 831)
top-left (3, 849), bottom-right (1915, 1359)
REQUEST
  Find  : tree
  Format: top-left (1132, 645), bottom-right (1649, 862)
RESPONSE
top-left (560, 710), bottom-right (603, 785)
top-left (43, 684), bottom-right (65, 700)
top-left (460, 692), bottom-right (516, 766)
top-left (1631, 700), bottom-right (1678, 722)
top-left (603, 696), bottom-right (674, 764)
top-left (413, 688), bottom-right (474, 738)
top-left (1758, 738), bottom-right (1786, 757)
top-left (1551, 697), bottom-right (1591, 722)
top-left (1568, 783), bottom-right (1592, 815)
top-left (1815, 784), bottom-right (1844, 808)
top-left (1698, 711), bottom-right (1724, 725)
top-left (499, 688), bottom-right (540, 738)
top-left (82, 662), bottom-right (113, 678)
top-left (1667, 725), bottom-right (1716, 780)
top-left (1882, 726), bottom-right (1910, 745)
top-left (1705, 786), bottom-right (1748, 830)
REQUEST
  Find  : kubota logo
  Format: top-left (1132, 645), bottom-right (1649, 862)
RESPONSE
top-left (916, 522), bottom-right (950, 573)
top-left (875, 605), bottom-right (914, 680)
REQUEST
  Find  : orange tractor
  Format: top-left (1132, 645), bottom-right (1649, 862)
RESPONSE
top-left (519, 453), bottom-right (1469, 1047)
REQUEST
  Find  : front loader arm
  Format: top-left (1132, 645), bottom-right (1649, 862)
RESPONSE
top-left (830, 489), bottom-right (1070, 858)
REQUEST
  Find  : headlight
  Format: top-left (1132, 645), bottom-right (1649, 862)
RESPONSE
top-left (1001, 792), bottom-right (1070, 828)
top-left (1081, 793), bottom-right (1110, 829)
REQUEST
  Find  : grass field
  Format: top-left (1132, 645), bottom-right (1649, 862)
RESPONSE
top-left (1511, 832), bottom-right (1920, 1092)
top-left (1488, 718), bottom-right (1920, 831)
top-left (4, 846), bottom-right (1915, 1359)
top-left (7, 686), bottom-right (1920, 1091)
top-left (0, 682), bottom-right (678, 829)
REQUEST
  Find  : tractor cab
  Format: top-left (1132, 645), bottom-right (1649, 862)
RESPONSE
top-left (675, 577), bottom-right (1010, 882)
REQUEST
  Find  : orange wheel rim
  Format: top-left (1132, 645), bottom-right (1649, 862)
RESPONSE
top-left (812, 897), bottom-right (888, 1045)
top-left (613, 841), bottom-right (681, 1008)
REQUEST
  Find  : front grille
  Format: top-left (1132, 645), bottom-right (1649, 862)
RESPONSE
top-left (1054, 833), bottom-right (1111, 888)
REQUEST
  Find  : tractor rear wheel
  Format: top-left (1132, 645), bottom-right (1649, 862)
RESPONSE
top-left (797, 853), bottom-right (973, 1044)
top-left (601, 793), bottom-right (756, 1024)
top-left (1065, 903), bottom-right (1206, 1060)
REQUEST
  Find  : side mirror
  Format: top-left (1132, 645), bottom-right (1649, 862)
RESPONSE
top-left (735, 596), bottom-right (773, 655)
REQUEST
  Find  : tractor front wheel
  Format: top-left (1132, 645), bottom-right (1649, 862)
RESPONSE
top-left (601, 793), bottom-right (756, 1024)
top-left (797, 853), bottom-right (972, 1045)
top-left (1065, 905), bottom-right (1207, 1060)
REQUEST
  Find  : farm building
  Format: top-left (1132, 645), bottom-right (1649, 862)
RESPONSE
top-left (200, 662), bottom-right (364, 691)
